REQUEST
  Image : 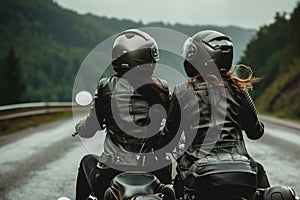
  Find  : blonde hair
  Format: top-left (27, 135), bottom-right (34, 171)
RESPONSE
top-left (227, 64), bottom-right (262, 91)
top-left (188, 64), bottom-right (262, 96)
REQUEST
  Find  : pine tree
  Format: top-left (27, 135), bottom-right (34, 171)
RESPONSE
top-left (1, 47), bottom-right (25, 105)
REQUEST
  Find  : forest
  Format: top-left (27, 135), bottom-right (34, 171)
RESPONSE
top-left (240, 2), bottom-right (300, 119)
top-left (0, 0), bottom-right (299, 120)
top-left (0, 0), bottom-right (254, 103)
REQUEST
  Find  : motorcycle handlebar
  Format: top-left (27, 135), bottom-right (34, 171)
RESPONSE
top-left (72, 131), bottom-right (78, 137)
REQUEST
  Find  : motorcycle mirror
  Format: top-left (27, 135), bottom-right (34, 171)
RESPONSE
top-left (75, 91), bottom-right (93, 106)
top-left (57, 197), bottom-right (71, 200)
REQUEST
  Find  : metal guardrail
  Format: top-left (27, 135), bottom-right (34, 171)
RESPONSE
top-left (0, 102), bottom-right (75, 121)
top-left (1, 103), bottom-right (299, 131)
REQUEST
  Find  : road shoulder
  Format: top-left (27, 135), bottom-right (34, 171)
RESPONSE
top-left (259, 114), bottom-right (300, 131)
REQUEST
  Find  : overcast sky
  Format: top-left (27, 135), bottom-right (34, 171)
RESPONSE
top-left (53, 0), bottom-right (297, 29)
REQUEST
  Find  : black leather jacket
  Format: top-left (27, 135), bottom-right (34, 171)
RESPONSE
top-left (76, 75), bottom-right (169, 165)
top-left (162, 76), bottom-right (264, 165)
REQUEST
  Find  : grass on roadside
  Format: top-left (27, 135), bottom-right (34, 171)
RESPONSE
top-left (0, 111), bottom-right (73, 137)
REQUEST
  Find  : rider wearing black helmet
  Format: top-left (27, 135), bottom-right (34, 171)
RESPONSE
top-left (111, 29), bottom-right (159, 75)
top-left (183, 30), bottom-right (234, 76)
top-left (162, 30), bottom-right (270, 199)
top-left (75, 29), bottom-right (171, 200)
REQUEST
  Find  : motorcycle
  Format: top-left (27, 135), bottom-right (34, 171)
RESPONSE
top-left (71, 131), bottom-right (176, 200)
top-left (76, 170), bottom-right (297, 200)
top-left (100, 172), bottom-right (299, 200)
top-left (71, 132), bottom-right (298, 200)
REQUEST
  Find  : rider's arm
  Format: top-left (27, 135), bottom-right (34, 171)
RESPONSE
top-left (75, 102), bottom-right (101, 138)
top-left (160, 87), bottom-right (183, 152)
top-left (238, 89), bottom-right (264, 140)
top-left (75, 79), bottom-right (106, 138)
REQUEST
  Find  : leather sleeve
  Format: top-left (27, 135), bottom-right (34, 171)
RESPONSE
top-left (160, 87), bottom-right (183, 152)
top-left (238, 90), bottom-right (264, 140)
top-left (75, 79), bottom-right (106, 138)
top-left (94, 78), bottom-right (107, 129)
top-left (153, 77), bottom-right (170, 110)
top-left (75, 102), bottom-right (101, 138)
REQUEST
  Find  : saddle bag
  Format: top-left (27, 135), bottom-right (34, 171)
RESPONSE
top-left (183, 152), bottom-right (257, 198)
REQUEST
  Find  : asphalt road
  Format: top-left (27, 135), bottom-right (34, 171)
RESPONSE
top-left (0, 117), bottom-right (299, 200)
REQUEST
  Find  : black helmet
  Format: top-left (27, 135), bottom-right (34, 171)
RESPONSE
top-left (183, 30), bottom-right (233, 77)
top-left (112, 29), bottom-right (159, 75)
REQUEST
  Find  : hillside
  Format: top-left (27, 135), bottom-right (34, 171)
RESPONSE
top-left (240, 2), bottom-right (300, 120)
top-left (0, 0), bottom-right (256, 104)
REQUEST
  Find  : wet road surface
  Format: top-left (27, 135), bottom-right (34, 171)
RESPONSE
top-left (0, 118), bottom-right (299, 200)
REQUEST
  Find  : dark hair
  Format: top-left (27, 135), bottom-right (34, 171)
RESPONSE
top-left (113, 72), bottom-right (169, 109)
top-left (134, 76), bottom-right (169, 108)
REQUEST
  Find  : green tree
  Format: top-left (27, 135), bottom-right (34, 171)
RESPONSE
top-left (289, 2), bottom-right (300, 56)
top-left (0, 47), bottom-right (25, 105)
top-left (0, 0), bottom-right (256, 102)
top-left (239, 12), bottom-right (289, 99)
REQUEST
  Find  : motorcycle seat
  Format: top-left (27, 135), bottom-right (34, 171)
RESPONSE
top-left (105, 171), bottom-right (163, 200)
